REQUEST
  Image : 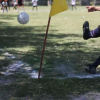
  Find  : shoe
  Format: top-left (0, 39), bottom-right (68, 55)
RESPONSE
top-left (85, 64), bottom-right (96, 74)
top-left (83, 21), bottom-right (90, 40)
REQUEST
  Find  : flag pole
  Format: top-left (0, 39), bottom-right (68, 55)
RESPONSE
top-left (38, 17), bottom-right (51, 79)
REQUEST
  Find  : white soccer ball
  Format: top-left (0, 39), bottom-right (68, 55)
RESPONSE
top-left (17, 12), bottom-right (29, 24)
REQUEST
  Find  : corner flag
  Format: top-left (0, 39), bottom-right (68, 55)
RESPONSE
top-left (49, 0), bottom-right (68, 17)
top-left (38, 0), bottom-right (68, 79)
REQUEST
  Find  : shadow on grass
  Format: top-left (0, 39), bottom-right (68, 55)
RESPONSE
top-left (0, 19), bottom-right (100, 77)
top-left (0, 15), bottom-right (100, 100)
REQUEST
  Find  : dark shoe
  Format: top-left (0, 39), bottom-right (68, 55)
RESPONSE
top-left (85, 64), bottom-right (96, 74)
top-left (83, 21), bottom-right (90, 40)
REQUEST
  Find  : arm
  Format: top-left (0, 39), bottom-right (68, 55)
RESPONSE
top-left (86, 6), bottom-right (100, 12)
top-left (95, 7), bottom-right (100, 11)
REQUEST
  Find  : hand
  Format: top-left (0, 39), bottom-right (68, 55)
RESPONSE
top-left (86, 6), bottom-right (96, 12)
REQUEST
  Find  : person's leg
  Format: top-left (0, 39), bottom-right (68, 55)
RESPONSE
top-left (0, 4), bottom-right (1, 10)
top-left (22, 5), bottom-right (25, 12)
top-left (72, 5), bottom-right (73, 10)
top-left (74, 5), bottom-right (77, 10)
top-left (7, 2), bottom-right (10, 11)
top-left (13, 5), bottom-right (14, 10)
top-left (5, 6), bottom-right (6, 10)
top-left (2, 6), bottom-right (4, 12)
top-left (90, 25), bottom-right (100, 38)
top-left (15, 4), bottom-right (17, 10)
top-left (17, 6), bottom-right (20, 13)
top-left (5, 6), bottom-right (8, 12)
top-left (36, 6), bottom-right (38, 11)
top-left (17, 2), bottom-right (21, 13)
top-left (85, 56), bottom-right (100, 74)
top-left (91, 56), bottom-right (100, 68)
top-left (7, 6), bottom-right (10, 11)
top-left (83, 21), bottom-right (100, 74)
top-left (0, 2), bottom-right (2, 10)
top-left (32, 6), bottom-right (34, 11)
top-left (83, 21), bottom-right (100, 40)
top-left (13, 2), bottom-right (16, 10)
top-left (14, 5), bottom-right (16, 10)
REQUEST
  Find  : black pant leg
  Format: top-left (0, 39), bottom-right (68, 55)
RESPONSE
top-left (92, 56), bottom-right (100, 68)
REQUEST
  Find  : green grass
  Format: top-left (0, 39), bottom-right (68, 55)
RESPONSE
top-left (1, 78), bottom-right (100, 100)
top-left (0, 6), bottom-right (100, 99)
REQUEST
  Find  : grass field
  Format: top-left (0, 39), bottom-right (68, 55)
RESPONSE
top-left (0, 6), bottom-right (100, 100)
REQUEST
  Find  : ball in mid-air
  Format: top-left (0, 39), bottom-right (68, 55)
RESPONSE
top-left (17, 12), bottom-right (29, 24)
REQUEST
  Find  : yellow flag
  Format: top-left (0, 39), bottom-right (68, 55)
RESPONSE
top-left (49, 0), bottom-right (68, 17)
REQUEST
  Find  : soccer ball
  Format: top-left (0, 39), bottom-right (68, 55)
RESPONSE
top-left (17, 12), bottom-right (29, 24)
